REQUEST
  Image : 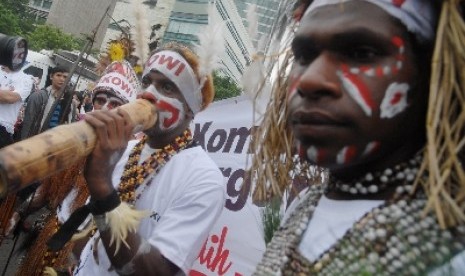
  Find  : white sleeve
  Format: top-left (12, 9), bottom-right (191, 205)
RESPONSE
top-left (147, 169), bottom-right (225, 275)
top-left (429, 251), bottom-right (465, 276)
top-left (14, 74), bottom-right (33, 101)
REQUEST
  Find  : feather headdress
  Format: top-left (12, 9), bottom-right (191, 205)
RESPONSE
top-left (132, 0), bottom-right (150, 64)
top-left (194, 4), bottom-right (226, 86)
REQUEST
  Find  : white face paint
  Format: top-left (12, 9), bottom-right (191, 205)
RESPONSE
top-left (306, 146), bottom-right (319, 163)
top-left (380, 82), bottom-right (409, 118)
top-left (144, 85), bottom-right (186, 131)
top-left (338, 69), bottom-right (375, 117)
top-left (336, 146), bottom-right (357, 165)
top-left (144, 51), bottom-right (202, 114)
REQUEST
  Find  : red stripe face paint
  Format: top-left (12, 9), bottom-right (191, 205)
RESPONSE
top-left (339, 66), bottom-right (376, 116)
top-left (306, 146), bottom-right (327, 164)
top-left (143, 84), bottom-right (186, 131)
top-left (157, 99), bottom-right (184, 130)
top-left (362, 141), bottom-right (381, 156)
top-left (288, 75), bottom-right (301, 101)
top-left (336, 146), bottom-right (357, 165)
top-left (337, 36), bottom-right (406, 118)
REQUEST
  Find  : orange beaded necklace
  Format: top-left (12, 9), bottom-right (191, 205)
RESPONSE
top-left (118, 129), bottom-right (193, 204)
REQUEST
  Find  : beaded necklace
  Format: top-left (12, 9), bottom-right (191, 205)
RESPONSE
top-left (327, 152), bottom-right (422, 196)
top-left (254, 153), bottom-right (465, 275)
top-left (118, 129), bottom-right (193, 204)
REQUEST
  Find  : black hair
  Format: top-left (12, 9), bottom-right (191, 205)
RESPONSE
top-left (49, 65), bottom-right (69, 75)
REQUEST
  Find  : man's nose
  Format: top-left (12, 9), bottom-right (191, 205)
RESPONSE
top-left (296, 53), bottom-right (341, 100)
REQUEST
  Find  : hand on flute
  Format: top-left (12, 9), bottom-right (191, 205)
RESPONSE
top-left (83, 108), bottom-right (134, 200)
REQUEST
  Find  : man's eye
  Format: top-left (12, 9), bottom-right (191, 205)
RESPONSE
top-left (294, 53), bottom-right (313, 66)
top-left (162, 83), bottom-right (175, 93)
top-left (95, 98), bottom-right (106, 105)
top-left (293, 49), bottom-right (318, 66)
top-left (292, 40), bottom-right (319, 66)
top-left (344, 46), bottom-right (381, 62)
top-left (141, 77), bottom-right (151, 88)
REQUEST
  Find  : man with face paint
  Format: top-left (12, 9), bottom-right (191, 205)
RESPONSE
top-left (11, 60), bottom-right (141, 276)
top-left (73, 43), bottom-right (224, 276)
top-left (253, 0), bottom-right (465, 275)
top-left (91, 60), bottom-right (140, 112)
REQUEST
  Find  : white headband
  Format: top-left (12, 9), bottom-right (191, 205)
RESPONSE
top-left (305, 0), bottom-right (436, 42)
top-left (143, 50), bottom-right (203, 114)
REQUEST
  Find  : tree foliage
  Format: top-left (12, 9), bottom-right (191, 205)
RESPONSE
top-left (213, 72), bottom-right (242, 101)
top-left (0, 5), bottom-right (23, 35)
top-left (26, 25), bottom-right (84, 52)
top-left (0, 1), bottom-right (82, 51)
top-left (0, 0), bottom-right (35, 36)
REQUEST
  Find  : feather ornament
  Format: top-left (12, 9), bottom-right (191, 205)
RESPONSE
top-left (105, 202), bottom-right (150, 255)
top-left (246, 4), bottom-right (259, 45)
top-left (71, 222), bottom-right (94, 242)
top-left (194, 4), bottom-right (226, 84)
top-left (132, 0), bottom-right (150, 64)
top-left (242, 3), bottom-right (267, 106)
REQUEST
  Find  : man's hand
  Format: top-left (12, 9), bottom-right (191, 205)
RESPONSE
top-left (0, 89), bottom-right (21, 103)
top-left (84, 108), bottom-right (134, 200)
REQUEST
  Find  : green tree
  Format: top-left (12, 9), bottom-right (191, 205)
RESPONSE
top-left (0, 0), bottom-right (35, 35)
top-left (0, 5), bottom-right (23, 35)
top-left (213, 72), bottom-right (242, 101)
top-left (26, 25), bottom-right (84, 51)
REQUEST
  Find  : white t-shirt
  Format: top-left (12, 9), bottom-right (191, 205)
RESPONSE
top-left (74, 141), bottom-right (225, 276)
top-left (296, 196), bottom-right (465, 274)
top-left (57, 186), bottom-right (78, 225)
top-left (0, 69), bottom-right (32, 133)
top-left (298, 196), bottom-right (383, 261)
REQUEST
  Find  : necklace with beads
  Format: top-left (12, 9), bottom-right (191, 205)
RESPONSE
top-left (118, 129), bottom-right (193, 204)
top-left (255, 152), bottom-right (465, 275)
top-left (326, 152), bottom-right (423, 196)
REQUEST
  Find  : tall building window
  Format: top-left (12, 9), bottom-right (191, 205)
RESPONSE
top-left (33, 0), bottom-right (42, 7)
top-left (42, 0), bottom-right (52, 9)
top-left (143, 0), bottom-right (157, 8)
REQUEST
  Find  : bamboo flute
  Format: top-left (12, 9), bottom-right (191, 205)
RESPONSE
top-left (0, 99), bottom-right (157, 198)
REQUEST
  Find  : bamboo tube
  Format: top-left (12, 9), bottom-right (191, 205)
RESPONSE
top-left (0, 99), bottom-right (157, 198)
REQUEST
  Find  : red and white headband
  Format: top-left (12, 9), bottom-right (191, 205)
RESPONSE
top-left (143, 50), bottom-right (203, 114)
top-left (93, 60), bottom-right (140, 103)
top-left (305, 0), bottom-right (436, 42)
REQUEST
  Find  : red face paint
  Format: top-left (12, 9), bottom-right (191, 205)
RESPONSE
top-left (156, 100), bottom-right (182, 129)
top-left (287, 75), bottom-right (300, 100)
top-left (362, 141), bottom-right (381, 157)
top-left (340, 66), bottom-right (376, 116)
top-left (336, 146), bottom-right (357, 165)
top-left (392, 0), bottom-right (406, 7)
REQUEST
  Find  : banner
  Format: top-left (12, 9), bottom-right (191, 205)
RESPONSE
top-left (190, 96), bottom-right (265, 276)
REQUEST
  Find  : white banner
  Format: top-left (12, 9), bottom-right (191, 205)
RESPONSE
top-left (189, 96), bottom-right (265, 276)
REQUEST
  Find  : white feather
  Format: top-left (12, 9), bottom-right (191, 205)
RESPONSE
top-left (132, 0), bottom-right (150, 64)
top-left (194, 4), bottom-right (225, 80)
top-left (242, 56), bottom-right (266, 102)
top-left (106, 202), bottom-right (150, 255)
top-left (246, 4), bottom-right (259, 42)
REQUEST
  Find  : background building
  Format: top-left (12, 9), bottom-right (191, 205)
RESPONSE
top-left (27, 0), bottom-right (117, 49)
top-left (163, 0), bottom-right (253, 83)
top-left (234, 0), bottom-right (281, 48)
top-left (101, 0), bottom-right (176, 53)
top-left (46, 0), bottom-right (117, 49)
top-left (27, 0), bottom-right (53, 23)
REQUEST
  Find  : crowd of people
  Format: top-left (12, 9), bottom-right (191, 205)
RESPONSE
top-left (0, 0), bottom-right (464, 275)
